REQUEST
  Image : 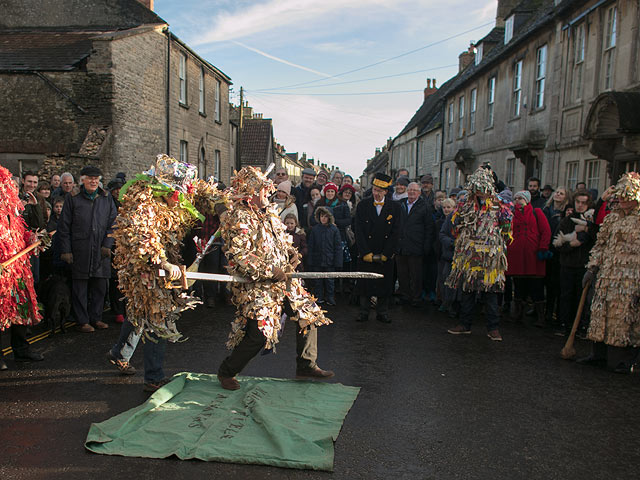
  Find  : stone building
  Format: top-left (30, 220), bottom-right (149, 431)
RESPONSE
top-left (361, 140), bottom-right (391, 189)
top-left (0, 0), bottom-right (233, 183)
top-left (440, 0), bottom-right (640, 193)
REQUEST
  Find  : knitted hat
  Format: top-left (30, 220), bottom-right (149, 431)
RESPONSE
top-left (339, 183), bottom-right (356, 195)
top-left (514, 190), bottom-right (531, 204)
top-left (277, 180), bottom-right (292, 195)
top-left (323, 182), bottom-right (338, 195)
top-left (317, 170), bottom-right (329, 180)
top-left (498, 189), bottom-right (513, 204)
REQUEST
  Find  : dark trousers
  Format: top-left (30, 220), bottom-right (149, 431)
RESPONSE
top-left (311, 266), bottom-right (335, 302)
top-left (109, 277), bottom-right (125, 316)
top-left (423, 252), bottom-right (437, 294)
top-left (559, 266), bottom-right (586, 331)
top-left (72, 277), bottom-right (107, 325)
top-left (359, 295), bottom-right (389, 317)
top-left (513, 277), bottom-right (545, 302)
top-left (8, 324), bottom-right (32, 356)
top-left (590, 341), bottom-right (639, 370)
top-left (396, 255), bottom-right (423, 303)
top-left (459, 291), bottom-right (500, 331)
top-left (545, 257), bottom-right (561, 321)
top-left (199, 245), bottom-right (226, 300)
top-left (218, 311), bottom-right (318, 378)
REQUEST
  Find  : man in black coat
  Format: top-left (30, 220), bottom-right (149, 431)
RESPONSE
top-left (355, 173), bottom-right (402, 323)
top-left (58, 166), bottom-right (117, 333)
top-left (396, 182), bottom-right (434, 307)
top-left (292, 167), bottom-right (317, 229)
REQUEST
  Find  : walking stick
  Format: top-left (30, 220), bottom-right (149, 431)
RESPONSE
top-left (0, 241), bottom-right (42, 275)
top-left (560, 281), bottom-right (591, 360)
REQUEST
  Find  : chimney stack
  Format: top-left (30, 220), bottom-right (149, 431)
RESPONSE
top-left (424, 77), bottom-right (438, 100)
top-left (458, 43), bottom-right (475, 72)
top-left (137, 0), bottom-right (154, 10)
top-left (496, 0), bottom-right (519, 27)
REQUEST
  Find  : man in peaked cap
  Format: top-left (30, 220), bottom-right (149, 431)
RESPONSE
top-left (58, 165), bottom-right (117, 333)
top-left (354, 172), bottom-right (403, 323)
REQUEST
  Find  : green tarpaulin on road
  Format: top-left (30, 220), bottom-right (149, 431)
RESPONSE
top-left (85, 373), bottom-right (359, 471)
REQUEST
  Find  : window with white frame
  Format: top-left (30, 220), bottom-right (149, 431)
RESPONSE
top-left (506, 158), bottom-right (515, 188)
top-left (487, 76), bottom-right (496, 127)
top-left (444, 167), bottom-right (450, 191)
top-left (513, 60), bottom-right (522, 116)
top-left (180, 140), bottom-right (188, 163)
top-left (458, 95), bottom-right (465, 137)
top-left (434, 133), bottom-right (440, 166)
top-left (469, 88), bottom-right (477, 134)
top-left (504, 16), bottom-right (514, 43)
top-left (199, 67), bottom-right (205, 114)
top-left (586, 160), bottom-right (600, 189)
top-left (535, 45), bottom-right (547, 108)
top-left (447, 103), bottom-right (454, 140)
top-left (198, 147), bottom-right (206, 178)
top-left (455, 168), bottom-right (462, 187)
top-left (572, 23), bottom-right (585, 101)
top-left (603, 5), bottom-right (617, 90)
top-left (566, 161), bottom-right (579, 189)
top-left (215, 79), bottom-right (221, 122)
top-left (179, 53), bottom-right (187, 104)
top-left (214, 150), bottom-right (221, 179)
top-left (475, 43), bottom-right (483, 66)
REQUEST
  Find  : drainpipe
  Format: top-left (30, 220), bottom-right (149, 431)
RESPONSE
top-left (165, 27), bottom-right (171, 155)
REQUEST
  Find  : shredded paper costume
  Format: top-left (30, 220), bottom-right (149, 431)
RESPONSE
top-left (0, 165), bottom-right (42, 330)
top-left (587, 172), bottom-right (640, 348)
top-left (112, 155), bottom-right (223, 341)
top-left (222, 166), bottom-right (331, 351)
top-left (446, 167), bottom-right (513, 293)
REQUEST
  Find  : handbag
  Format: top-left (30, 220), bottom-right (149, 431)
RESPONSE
top-left (345, 225), bottom-right (356, 246)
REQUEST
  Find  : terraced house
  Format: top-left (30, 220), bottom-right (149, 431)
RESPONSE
top-left (0, 0), bottom-right (233, 183)
top-left (440, 0), bottom-right (640, 193)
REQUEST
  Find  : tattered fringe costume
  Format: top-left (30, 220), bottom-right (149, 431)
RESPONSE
top-left (587, 172), bottom-right (640, 348)
top-left (445, 167), bottom-right (513, 293)
top-left (112, 155), bottom-right (222, 341)
top-left (0, 165), bottom-right (41, 330)
top-left (223, 166), bottom-right (331, 351)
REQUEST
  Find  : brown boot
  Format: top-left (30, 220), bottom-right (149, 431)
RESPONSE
top-left (296, 366), bottom-right (335, 379)
top-left (534, 301), bottom-right (546, 328)
top-left (218, 375), bottom-right (240, 390)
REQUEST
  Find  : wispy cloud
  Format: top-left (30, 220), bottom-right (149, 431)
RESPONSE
top-left (232, 41), bottom-right (333, 77)
top-left (313, 40), bottom-right (377, 55)
top-left (192, 0), bottom-right (400, 45)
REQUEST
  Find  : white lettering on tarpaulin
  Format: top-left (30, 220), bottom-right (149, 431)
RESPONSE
top-left (220, 387), bottom-right (268, 440)
top-left (188, 393), bottom-right (228, 429)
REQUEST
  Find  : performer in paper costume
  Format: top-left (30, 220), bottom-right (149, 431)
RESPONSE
top-left (217, 166), bottom-right (334, 390)
top-left (0, 165), bottom-right (47, 368)
top-left (579, 172), bottom-right (640, 373)
top-left (112, 154), bottom-right (223, 341)
top-left (445, 166), bottom-right (513, 340)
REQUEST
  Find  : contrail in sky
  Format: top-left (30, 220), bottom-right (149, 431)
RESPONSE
top-left (232, 41), bottom-right (333, 78)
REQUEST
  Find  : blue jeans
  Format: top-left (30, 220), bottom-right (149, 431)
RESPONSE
top-left (110, 319), bottom-right (166, 383)
top-left (311, 266), bottom-right (335, 302)
top-left (459, 291), bottom-right (500, 331)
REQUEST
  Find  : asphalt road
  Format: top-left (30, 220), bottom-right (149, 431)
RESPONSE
top-left (1, 297), bottom-right (638, 480)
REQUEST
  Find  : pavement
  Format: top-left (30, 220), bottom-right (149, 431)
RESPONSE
top-left (1, 297), bottom-right (639, 480)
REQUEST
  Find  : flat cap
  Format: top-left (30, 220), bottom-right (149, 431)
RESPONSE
top-left (302, 167), bottom-right (316, 176)
top-left (80, 165), bottom-right (103, 177)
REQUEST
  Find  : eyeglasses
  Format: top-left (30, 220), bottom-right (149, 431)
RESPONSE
top-left (276, 172), bottom-right (286, 176)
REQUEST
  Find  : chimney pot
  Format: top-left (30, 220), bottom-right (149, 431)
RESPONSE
top-left (136, 0), bottom-right (154, 10)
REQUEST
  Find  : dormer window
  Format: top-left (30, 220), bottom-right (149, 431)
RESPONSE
top-left (475, 43), bottom-right (483, 66)
top-left (504, 15), bottom-right (514, 43)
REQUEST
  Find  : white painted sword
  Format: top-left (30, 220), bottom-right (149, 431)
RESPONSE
top-left (158, 270), bottom-right (383, 283)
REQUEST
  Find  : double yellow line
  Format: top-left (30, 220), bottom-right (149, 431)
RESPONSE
top-left (1, 321), bottom-right (76, 356)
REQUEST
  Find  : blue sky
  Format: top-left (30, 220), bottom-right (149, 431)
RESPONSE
top-left (154, 0), bottom-right (497, 177)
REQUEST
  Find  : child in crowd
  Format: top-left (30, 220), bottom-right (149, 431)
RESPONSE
top-left (304, 186), bottom-right (322, 233)
top-left (307, 206), bottom-right (343, 306)
top-left (284, 213), bottom-right (307, 271)
top-left (438, 195), bottom-right (463, 317)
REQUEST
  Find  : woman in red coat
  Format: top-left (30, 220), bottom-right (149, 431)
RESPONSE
top-left (507, 190), bottom-right (551, 326)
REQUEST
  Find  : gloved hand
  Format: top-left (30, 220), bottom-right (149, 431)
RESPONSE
top-left (536, 250), bottom-right (552, 261)
top-left (101, 247), bottom-right (111, 259)
top-left (582, 269), bottom-right (596, 289)
top-left (380, 254), bottom-right (388, 262)
top-left (362, 253), bottom-right (373, 263)
top-left (161, 261), bottom-right (182, 281)
top-left (61, 253), bottom-right (73, 264)
top-left (271, 266), bottom-right (287, 282)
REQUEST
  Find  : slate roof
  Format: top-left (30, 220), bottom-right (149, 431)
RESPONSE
top-left (240, 118), bottom-right (274, 167)
top-left (444, 0), bottom-right (583, 97)
top-left (0, 31), bottom-right (98, 71)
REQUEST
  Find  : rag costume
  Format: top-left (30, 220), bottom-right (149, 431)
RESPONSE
top-left (446, 167), bottom-right (513, 293)
top-left (0, 165), bottom-right (42, 330)
top-left (586, 172), bottom-right (640, 351)
top-left (112, 154), bottom-right (222, 341)
top-left (220, 166), bottom-right (331, 352)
